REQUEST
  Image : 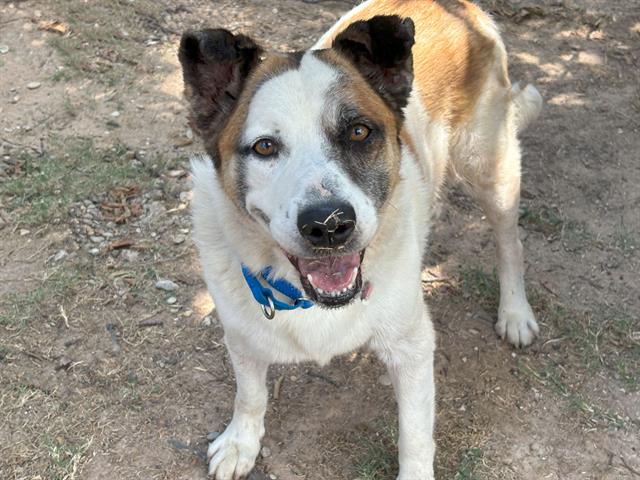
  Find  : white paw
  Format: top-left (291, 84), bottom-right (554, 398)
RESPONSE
top-left (496, 301), bottom-right (539, 347)
top-left (397, 467), bottom-right (434, 480)
top-left (207, 422), bottom-right (261, 480)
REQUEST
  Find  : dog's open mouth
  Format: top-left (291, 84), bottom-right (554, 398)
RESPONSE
top-left (288, 251), bottom-right (364, 308)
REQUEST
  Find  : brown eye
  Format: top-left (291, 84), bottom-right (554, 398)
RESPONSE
top-left (350, 124), bottom-right (371, 142)
top-left (252, 138), bottom-right (277, 157)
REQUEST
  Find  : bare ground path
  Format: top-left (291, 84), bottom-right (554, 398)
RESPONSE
top-left (1, 1), bottom-right (638, 479)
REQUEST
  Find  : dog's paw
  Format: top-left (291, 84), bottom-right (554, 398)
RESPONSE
top-left (397, 466), bottom-right (434, 480)
top-left (207, 422), bottom-right (261, 480)
top-left (496, 302), bottom-right (539, 348)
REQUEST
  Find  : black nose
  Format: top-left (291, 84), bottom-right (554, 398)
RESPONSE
top-left (297, 202), bottom-right (357, 248)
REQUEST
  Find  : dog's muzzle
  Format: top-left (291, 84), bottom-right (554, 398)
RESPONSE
top-left (287, 200), bottom-right (365, 307)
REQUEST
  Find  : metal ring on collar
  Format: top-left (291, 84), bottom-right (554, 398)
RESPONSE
top-left (261, 295), bottom-right (276, 320)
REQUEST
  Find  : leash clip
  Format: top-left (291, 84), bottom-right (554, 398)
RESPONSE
top-left (260, 294), bottom-right (276, 320)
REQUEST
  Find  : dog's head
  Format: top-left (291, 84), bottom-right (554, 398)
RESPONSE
top-left (179, 16), bottom-right (415, 308)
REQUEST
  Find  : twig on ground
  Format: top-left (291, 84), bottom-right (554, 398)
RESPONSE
top-left (59, 305), bottom-right (70, 329)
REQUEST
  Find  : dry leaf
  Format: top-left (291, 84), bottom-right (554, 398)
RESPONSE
top-left (38, 20), bottom-right (70, 35)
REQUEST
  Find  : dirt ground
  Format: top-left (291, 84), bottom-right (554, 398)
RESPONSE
top-left (1, 1), bottom-right (638, 479)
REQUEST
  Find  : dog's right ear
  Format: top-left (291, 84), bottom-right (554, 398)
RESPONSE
top-left (179, 29), bottom-right (263, 138)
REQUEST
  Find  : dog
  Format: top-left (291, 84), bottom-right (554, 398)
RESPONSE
top-left (179, 0), bottom-right (542, 478)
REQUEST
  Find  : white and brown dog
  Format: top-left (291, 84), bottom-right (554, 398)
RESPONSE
top-left (179, 0), bottom-right (542, 478)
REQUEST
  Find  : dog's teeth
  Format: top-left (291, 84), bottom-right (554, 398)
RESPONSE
top-left (317, 287), bottom-right (324, 295)
top-left (307, 274), bottom-right (315, 286)
top-left (342, 288), bottom-right (347, 293)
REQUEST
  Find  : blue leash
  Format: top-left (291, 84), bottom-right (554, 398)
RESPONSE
top-left (241, 264), bottom-right (314, 319)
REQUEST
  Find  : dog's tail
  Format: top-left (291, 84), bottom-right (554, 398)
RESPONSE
top-left (511, 82), bottom-right (542, 131)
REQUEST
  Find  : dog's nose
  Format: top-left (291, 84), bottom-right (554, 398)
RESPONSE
top-left (297, 202), bottom-right (356, 248)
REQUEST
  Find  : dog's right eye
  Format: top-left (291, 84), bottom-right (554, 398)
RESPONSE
top-left (252, 138), bottom-right (278, 157)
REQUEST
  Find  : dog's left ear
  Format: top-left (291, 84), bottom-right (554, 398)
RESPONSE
top-left (332, 15), bottom-right (415, 116)
top-left (178, 29), bottom-right (263, 138)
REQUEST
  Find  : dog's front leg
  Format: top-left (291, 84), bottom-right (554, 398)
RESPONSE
top-left (208, 337), bottom-right (268, 480)
top-left (373, 307), bottom-right (436, 480)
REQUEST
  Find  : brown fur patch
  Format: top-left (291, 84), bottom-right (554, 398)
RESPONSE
top-left (318, 0), bottom-right (507, 128)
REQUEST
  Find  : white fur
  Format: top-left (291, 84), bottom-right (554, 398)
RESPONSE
top-left (192, 4), bottom-right (541, 479)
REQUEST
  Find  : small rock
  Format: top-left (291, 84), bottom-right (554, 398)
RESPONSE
top-left (206, 431), bottom-right (221, 441)
top-left (378, 374), bottom-right (392, 386)
top-left (0, 45), bottom-right (9, 54)
top-left (150, 189), bottom-right (164, 200)
top-left (145, 201), bottom-right (166, 219)
top-left (202, 315), bottom-right (213, 327)
top-left (55, 356), bottom-right (73, 371)
top-left (261, 446), bottom-right (272, 458)
top-left (167, 169), bottom-right (186, 178)
top-left (52, 249), bottom-right (68, 262)
top-left (155, 279), bottom-right (178, 291)
top-left (166, 296), bottom-right (177, 305)
top-left (27, 81), bottom-right (41, 90)
top-left (19, 228), bottom-right (30, 236)
top-left (182, 309), bottom-right (193, 317)
top-left (269, 474), bottom-right (277, 480)
top-left (179, 191), bottom-right (192, 203)
top-left (90, 235), bottom-right (105, 243)
top-left (110, 110), bottom-right (120, 117)
top-left (168, 438), bottom-right (189, 451)
top-left (89, 247), bottom-right (100, 256)
top-left (10, 95), bottom-right (19, 104)
top-left (172, 234), bottom-right (186, 245)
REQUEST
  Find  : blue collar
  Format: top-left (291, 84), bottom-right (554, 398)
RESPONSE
top-left (241, 264), bottom-right (314, 319)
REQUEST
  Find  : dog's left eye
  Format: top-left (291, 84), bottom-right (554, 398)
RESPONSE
top-left (252, 138), bottom-right (277, 157)
top-left (349, 124), bottom-right (371, 142)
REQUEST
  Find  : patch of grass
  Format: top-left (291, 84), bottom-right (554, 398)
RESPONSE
top-left (542, 304), bottom-right (640, 390)
top-left (520, 362), bottom-right (626, 429)
top-left (613, 220), bottom-right (637, 256)
top-left (519, 204), bottom-right (591, 252)
top-left (62, 96), bottom-right (78, 118)
top-left (48, 0), bottom-right (163, 85)
top-left (515, 290), bottom-right (639, 426)
top-left (0, 268), bottom-right (76, 329)
top-left (354, 422), bottom-right (398, 480)
top-left (0, 137), bottom-right (152, 225)
top-left (519, 205), bottom-right (564, 236)
top-left (51, 67), bottom-right (74, 82)
top-left (460, 267), bottom-right (500, 311)
top-left (455, 447), bottom-right (484, 480)
top-left (45, 435), bottom-right (91, 480)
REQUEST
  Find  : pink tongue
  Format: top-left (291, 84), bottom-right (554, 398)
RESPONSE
top-left (297, 252), bottom-right (361, 292)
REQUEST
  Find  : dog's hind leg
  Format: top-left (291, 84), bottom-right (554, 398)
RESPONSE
top-left (207, 339), bottom-right (268, 480)
top-left (460, 85), bottom-right (541, 347)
